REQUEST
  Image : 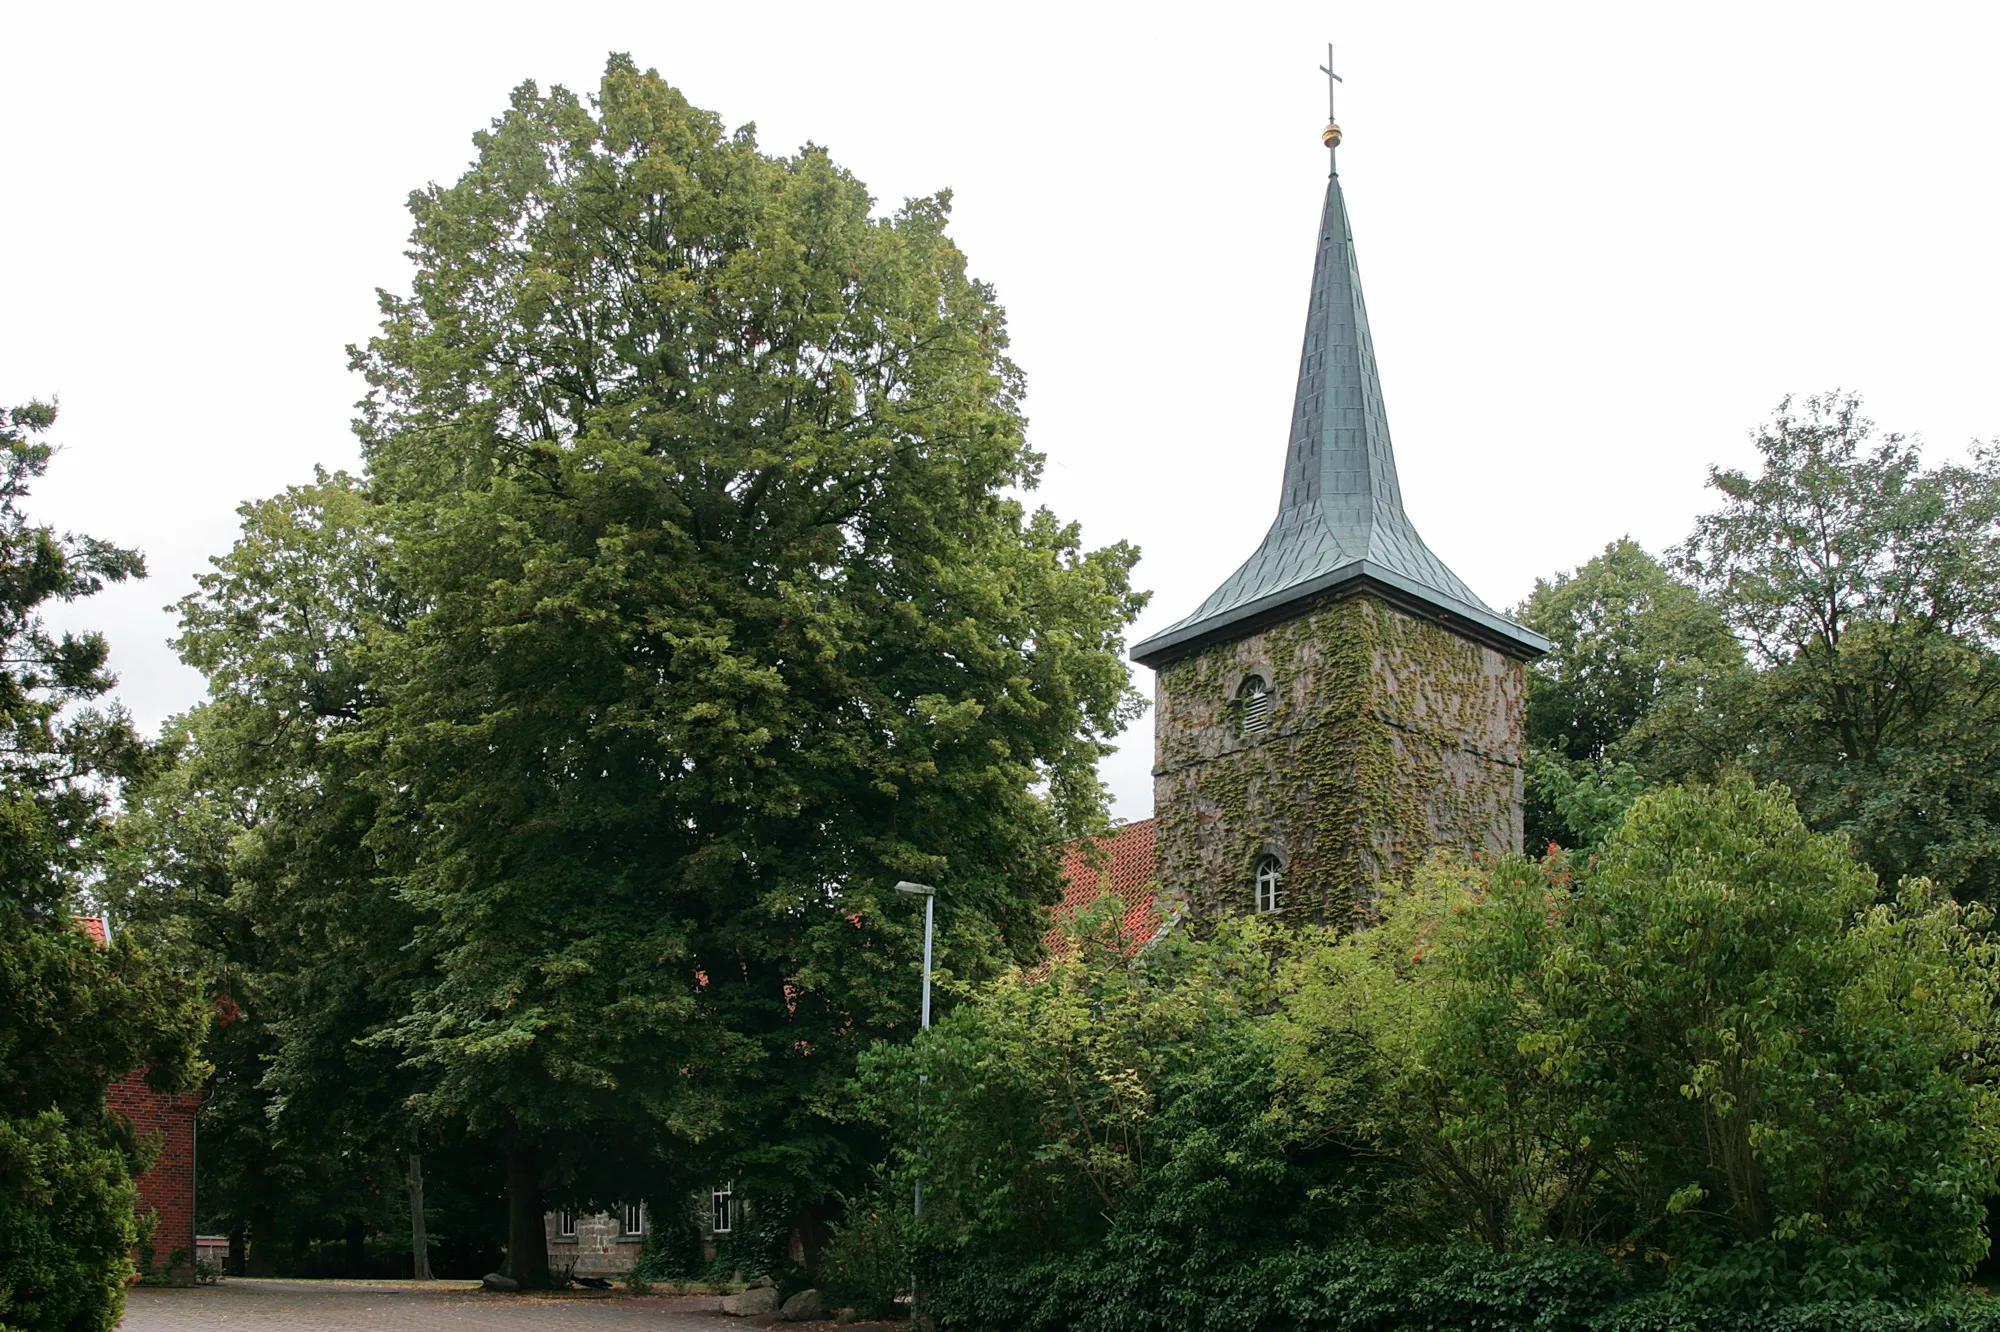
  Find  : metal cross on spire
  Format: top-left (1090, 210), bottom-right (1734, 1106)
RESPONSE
top-left (1318, 42), bottom-right (1343, 123)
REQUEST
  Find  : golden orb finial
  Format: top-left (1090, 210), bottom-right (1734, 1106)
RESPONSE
top-left (1322, 121), bottom-right (1343, 148)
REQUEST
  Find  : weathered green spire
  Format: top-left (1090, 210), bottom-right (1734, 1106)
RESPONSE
top-left (1131, 114), bottom-right (1547, 667)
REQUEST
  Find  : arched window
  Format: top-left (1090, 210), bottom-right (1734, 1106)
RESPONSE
top-left (1253, 854), bottom-right (1283, 914)
top-left (1238, 674), bottom-right (1273, 736)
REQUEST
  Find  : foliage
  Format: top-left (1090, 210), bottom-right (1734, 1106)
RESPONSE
top-left (1274, 852), bottom-right (1602, 1249)
top-left (0, 1111), bottom-right (145, 1332)
top-left (0, 400), bottom-right (206, 1331)
top-left (855, 902), bottom-right (1333, 1259)
top-left (1279, 782), bottom-right (1998, 1299)
top-left (820, 1191), bottom-right (917, 1317)
top-left (922, 1240), bottom-right (1639, 1332)
top-left (1515, 538), bottom-right (1747, 851)
top-left (1560, 784), bottom-right (1998, 1298)
top-left (629, 1194), bottom-right (708, 1283)
top-left (888, 781), bottom-right (1998, 1323)
top-left (107, 471), bottom-right (425, 1272)
top-left (1676, 392), bottom-right (2000, 903)
top-left (114, 56), bottom-right (1146, 1286)
top-left (920, 1238), bottom-right (2000, 1332)
top-left (329, 54), bottom-right (1146, 1281)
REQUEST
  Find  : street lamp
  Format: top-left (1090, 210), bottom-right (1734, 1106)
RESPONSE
top-left (892, 881), bottom-right (935, 1031)
top-left (892, 880), bottom-right (936, 1225)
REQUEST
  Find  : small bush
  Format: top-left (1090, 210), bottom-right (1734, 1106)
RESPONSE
top-left (0, 1110), bottom-right (143, 1332)
top-left (630, 1196), bottom-right (707, 1283)
top-left (821, 1201), bottom-right (914, 1318)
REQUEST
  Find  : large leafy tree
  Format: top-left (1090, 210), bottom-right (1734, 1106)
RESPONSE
top-left (1678, 392), bottom-right (2000, 901)
top-left (109, 472), bottom-right (432, 1274)
top-left (315, 57), bottom-right (1146, 1285)
top-left (1515, 539), bottom-right (1746, 850)
top-left (0, 400), bottom-right (205, 1331)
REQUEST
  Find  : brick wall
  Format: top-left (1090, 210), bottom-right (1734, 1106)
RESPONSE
top-left (106, 1070), bottom-right (201, 1277)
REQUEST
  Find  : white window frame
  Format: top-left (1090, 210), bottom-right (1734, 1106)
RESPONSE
top-left (711, 1182), bottom-right (735, 1234)
top-left (557, 1209), bottom-right (577, 1239)
top-left (622, 1202), bottom-right (644, 1236)
top-left (1254, 855), bottom-right (1283, 914)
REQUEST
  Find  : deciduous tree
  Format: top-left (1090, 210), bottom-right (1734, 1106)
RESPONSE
top-left (1678, 392), bottom-right (2000, 901)
top-left (333, 56), bottom-right (1145, 1285)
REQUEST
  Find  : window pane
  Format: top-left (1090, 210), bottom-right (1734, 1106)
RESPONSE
top-left (1254, 855), bottom-right (1282, 913)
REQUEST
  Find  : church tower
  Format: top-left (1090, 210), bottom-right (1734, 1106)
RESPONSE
top-left (1129, 75), bottom-right (1548, 925)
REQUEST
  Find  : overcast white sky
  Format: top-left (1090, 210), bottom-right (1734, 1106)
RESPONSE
top-left (5, 1), bottom-right (1997, 823)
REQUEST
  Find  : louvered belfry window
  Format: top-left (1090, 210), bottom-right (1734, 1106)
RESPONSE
top-left (1238, 675), bottom-right (1273, 736)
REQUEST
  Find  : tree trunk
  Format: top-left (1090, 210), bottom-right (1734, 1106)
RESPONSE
top-left (344, 1214), bottom-right (367, 1276)
top-left (504, 1134), bottom-right (551, 1290)
top-left (247, 1205), bottom-right (276, 1276)
top-left (227, 1220), bottom-right (246, 1278)
top-left (790, 1205), bottom-right (830, 1279)
top-left (407, 1152), bottom-right (432, 1280)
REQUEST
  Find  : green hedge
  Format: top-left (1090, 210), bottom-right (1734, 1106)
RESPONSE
top-left (921, 1241), bottom-right (2000, 1332)
top-left (0, 1110), bottom-right (143, 1332)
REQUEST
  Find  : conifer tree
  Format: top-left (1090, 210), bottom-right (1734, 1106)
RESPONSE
top-left (0, 400), bottom-right (204, 1330)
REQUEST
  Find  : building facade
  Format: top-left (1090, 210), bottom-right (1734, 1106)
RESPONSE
top-left (1130, 111), bottom-right (1546, 924)
top-left (545, 1203), bottom-right (648, 1279)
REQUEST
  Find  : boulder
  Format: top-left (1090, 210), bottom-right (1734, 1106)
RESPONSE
top-left (480, 1272), bottom-right (519, 1292)
top-left (833, 1308), bottom-right (861, 1325)
top-left (755, 1275), bottom-right (776, 1289)
top-left (780, 1288), bottom-right (827, 1321)
top-left (722, 1285), bottom-right (781, 1316)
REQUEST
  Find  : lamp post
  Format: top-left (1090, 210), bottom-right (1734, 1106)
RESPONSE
top-left (892, 881), bottom-right (935, 1031)
top-left (892, 880), bottom-right (936, 1222)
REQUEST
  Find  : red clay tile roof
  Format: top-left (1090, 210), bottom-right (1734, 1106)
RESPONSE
top-left (76, 916), bottom-right (107, 945)
top-left (1043, 818), bottom-right (1159, 961)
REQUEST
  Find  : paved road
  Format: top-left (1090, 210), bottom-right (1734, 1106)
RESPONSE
top-left (122, 1280), bottom-right (738, 1330)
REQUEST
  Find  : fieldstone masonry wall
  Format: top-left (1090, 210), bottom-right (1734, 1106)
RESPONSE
top-left (546, 1209), bottom-right (644, 1277)
top-left (1152, 594), bottom-right (1525, 925)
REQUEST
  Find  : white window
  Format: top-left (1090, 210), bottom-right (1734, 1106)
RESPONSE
top-left (712, 1183), bottom-right (734, 1234)
top-left (1238, 675), bottom-right (1273, 736)
top-left (1254, 854), bottom-right (1283, 914)
top-left (557, 1210), bottom-right (576, 1238)
top-left (622, 1203), bottom-right (644, 1236)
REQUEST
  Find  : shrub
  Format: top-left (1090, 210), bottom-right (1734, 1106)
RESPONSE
top-left (921, 1240), bottom-right (2000, 1332)
top-left (1274, 782), bottom-right (2000, 1299)
top-left (0, 1110), bottom-right (144, 1332)
top-left (630, 1195), bottom-right (707, 1283)
top-left (820, 1198), bottom-right (914, 1317)
top-left (874, 781), bottom-right (2000, 1325)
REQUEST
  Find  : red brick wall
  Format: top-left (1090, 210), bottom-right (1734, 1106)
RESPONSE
top-left (106, 1071), bottom-right (201, 1275)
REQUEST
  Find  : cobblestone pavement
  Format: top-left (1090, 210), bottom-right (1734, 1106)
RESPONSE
top-left (121, 1279), bottom-right (736, 1330)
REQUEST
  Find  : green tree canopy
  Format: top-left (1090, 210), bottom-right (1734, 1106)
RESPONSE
top-left (1676, 392), bottom-right (2000, 900)
top-left (0, 400), bottom-right (205, 1331)
top-left (109, 471), bottom-right (427, 1274)
top-left (1515, 539), bottom-right (1746, 850)
top-left (1276, 781), bottom-right (1997, 1299)
top-left (133, 56), bottom-right (1147, 1287)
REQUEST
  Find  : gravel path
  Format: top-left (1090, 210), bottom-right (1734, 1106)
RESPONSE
top-left (121, 1279), bottom-right (736, 1330)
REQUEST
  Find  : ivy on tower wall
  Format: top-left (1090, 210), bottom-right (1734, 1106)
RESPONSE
top-left (1151, 595), bottom-right (1525, 927)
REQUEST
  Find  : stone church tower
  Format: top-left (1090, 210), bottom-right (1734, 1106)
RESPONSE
top-left (1129, 106), bottom-right (1548, 926)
